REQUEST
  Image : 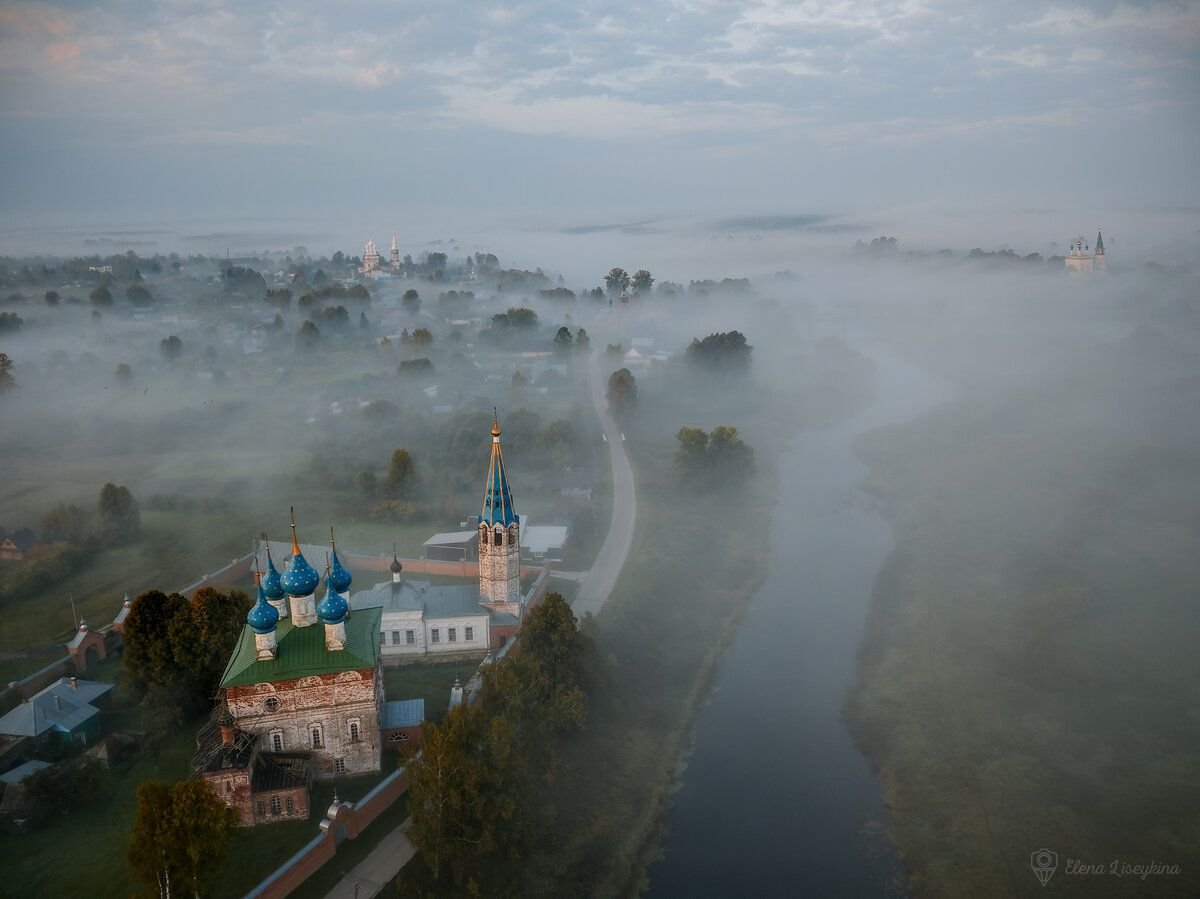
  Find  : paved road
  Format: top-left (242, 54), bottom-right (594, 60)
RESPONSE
top-left (573, 351), bottom-right (637, 617)
top-left (323, 817), bottom-right (417, 899)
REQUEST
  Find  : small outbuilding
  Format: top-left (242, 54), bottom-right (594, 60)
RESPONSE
top-left (422, 530), bottom-right (479, 562)
top-left (381, 699), bottom-right (425, 750)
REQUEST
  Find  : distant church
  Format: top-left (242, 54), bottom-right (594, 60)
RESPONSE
top-left (197, 414), bottom-right (526, 825)
top-left (359, 233), bottom-right (402, 275)
top-left (1065, 230), bottom-right (1106, 273)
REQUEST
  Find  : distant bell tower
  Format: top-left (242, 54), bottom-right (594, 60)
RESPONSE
top-left (1093, 229), bottom-right (1106, 272)
top-left (478, 411), bottom-right (521, 609)
top-left (390, 233), bottom-right (400, 270)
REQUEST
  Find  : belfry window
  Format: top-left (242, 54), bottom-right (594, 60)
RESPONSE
top-left (494, 529), bottom-right (502, 546)
top-left (508, 530), bottom-right (516, 545)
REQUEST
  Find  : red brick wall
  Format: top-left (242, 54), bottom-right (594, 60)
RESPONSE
top-left (245, 766), bottom-right (411, 899)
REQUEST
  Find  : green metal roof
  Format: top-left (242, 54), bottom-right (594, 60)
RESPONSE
top-left (220, 607), bottom-right (382, 688)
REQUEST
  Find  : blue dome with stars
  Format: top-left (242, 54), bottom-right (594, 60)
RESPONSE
top-left (247, 585), bottom-right (280, 634)
top-left (281, 546), bottom-right (320, 597)
top-left (317, 576), bottom-right (348, 625)
top-left (329, 548), bottom-right (352, 594)
top-left (262, 550), bottom-right (285, 601)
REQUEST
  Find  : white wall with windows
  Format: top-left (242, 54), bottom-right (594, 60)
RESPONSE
top-left (425, 615), bottom-right (488, 653)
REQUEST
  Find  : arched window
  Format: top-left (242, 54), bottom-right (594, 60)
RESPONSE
top-left (270, 729), bottom-right (283, 752)
top-left (507, 529), bottom-right (516, 546)
top-left (311, 725), bottom-right (323, 749)
top-left (493, 529), bottom-right (502, 546)
top-left (348, 718), bottom-right (361, 743)
top-left (271, 796), bottom-right (282, 815)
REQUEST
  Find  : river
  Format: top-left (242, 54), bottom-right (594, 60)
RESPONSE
top-left (646, 337), bottom-right (951, 897)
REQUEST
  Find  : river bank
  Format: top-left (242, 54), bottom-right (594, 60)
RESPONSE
top-left (645, 339), bottom-right (948, 897)
top-left (846, 298), bottom-right (1200, 897)
top-left (495, 334), bottom-right (878, 896)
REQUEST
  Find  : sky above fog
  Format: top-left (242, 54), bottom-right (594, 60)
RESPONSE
top-left (1, 1), bottom-right (1198, 233)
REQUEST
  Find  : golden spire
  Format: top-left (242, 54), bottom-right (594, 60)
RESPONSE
top-left (491, 407), bottom-right (502, 438)
top-left (253, 555), bottom-right (262, 587)
top-left (330, 525), bottom-right (337, 552)
top-left (289, 506), bottom-right (301, 556)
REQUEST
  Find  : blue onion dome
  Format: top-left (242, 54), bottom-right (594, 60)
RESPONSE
top-left (282, 549), bottom-right (319, 597)
top-left (262, 548), bottom-right (285, 601)
top-left (247, 585), bottom-right (280, 634)
top-left (329, 549), bottom-right (352, 594)
top-left (329, 528), bottom-right (352, 593)
top-left (281, 511), bottom-right (320, 596)
top-left (317, 575), bottom-right (348, 625)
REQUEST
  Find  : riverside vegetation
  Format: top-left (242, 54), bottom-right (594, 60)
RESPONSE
top-left (847, 285), bottom-right (1200, 898)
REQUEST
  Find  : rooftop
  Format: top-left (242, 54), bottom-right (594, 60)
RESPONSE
top-left (0, 678), bottom-right (114, 738)
top-left (423, 530), bottom-right (478, 547)
top-left (0, 760), bottom-right (52, 785)
top-left (219, 606), bottom-right (383, 688)
top-left (353, 580), bottom-right (490, 621)
top-left (251, 753), bottom-right (311, 793)
top-left (383, 698), bottom-right (425, 729)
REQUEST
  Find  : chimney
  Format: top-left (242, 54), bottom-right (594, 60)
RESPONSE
top-left (218, 707), bottom-right (235, 746)
top-left (69, 676), bottom-right (78, 690)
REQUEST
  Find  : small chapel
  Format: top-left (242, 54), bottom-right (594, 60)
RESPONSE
top-left (197, 414), bottom-right (528, 825)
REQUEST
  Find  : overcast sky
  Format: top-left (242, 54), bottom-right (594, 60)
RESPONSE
top-left (1, 0), bottom-right (1198, 231)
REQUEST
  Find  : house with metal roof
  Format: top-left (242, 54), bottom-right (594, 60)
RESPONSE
top-left (0, 677), bottom-right (114, 747)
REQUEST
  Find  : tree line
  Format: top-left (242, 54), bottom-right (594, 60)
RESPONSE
top-left (402, 593), bottom-right (597, 893)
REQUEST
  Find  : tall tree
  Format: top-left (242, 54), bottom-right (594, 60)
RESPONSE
top-left (159, 335), bottom-right (183, 362)
top-left (128, 780), bottom-right (238, 899)
top-left (685, 331), bottom-right (753, 370)
top-left (631, 269), bottom-right (654, 293)
top-left (606, 368), bottom-right (638, 416)
top-left (405, 703), bottom-right (520, 887)
top-left (122, 588), bottom-right (247, 713)
top-left (386, 448), bottom-right (416, 499)
top-left (98, 482), bottom-right (140, 543)
top-left (603, 267), bottom-right (630, 294)
top-left (553, 326), bottom-right (573, 353)
top-left (89, 286), bottom-right (113, 307)
top-left (123, 590), bottom-right (189, 696)
top-left (127, 284), bottom-right (154, 306)
top-left (297, 319), bottom-right (320, 347)
top-left (673, 427), bottom-right (710, 476)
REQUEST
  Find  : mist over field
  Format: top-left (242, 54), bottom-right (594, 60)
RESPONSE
top-left (2, 0), bottom-right (1199, 895)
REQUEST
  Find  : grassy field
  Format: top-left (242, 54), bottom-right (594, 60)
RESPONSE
top-left (384, 655), bottom-right (487, 722)
top-left (846, 312), bottom-right (1200, 897)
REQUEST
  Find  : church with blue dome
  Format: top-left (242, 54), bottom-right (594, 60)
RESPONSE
top-left (201, 414), bottom-right (530, 825)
